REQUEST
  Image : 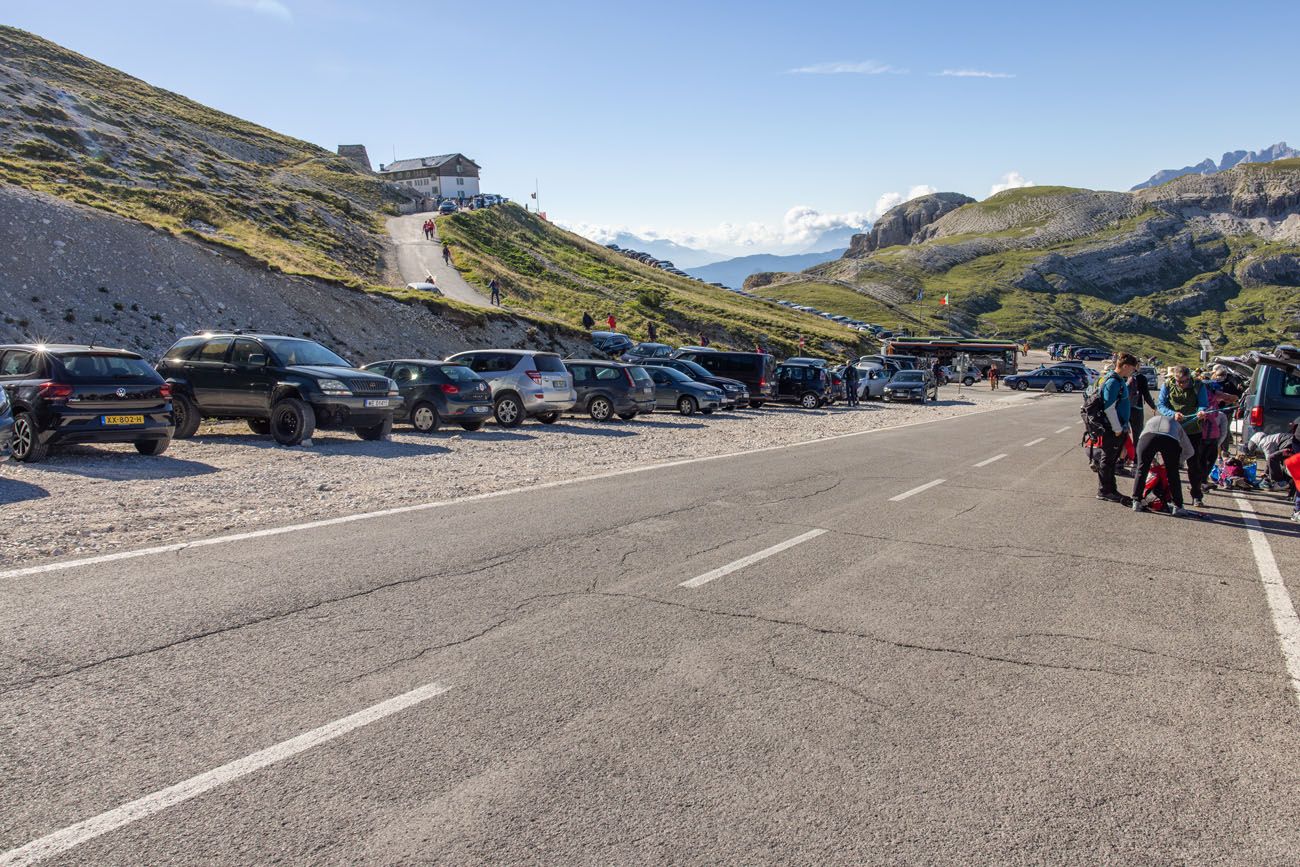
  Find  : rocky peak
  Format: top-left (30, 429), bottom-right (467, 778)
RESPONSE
top-left (845, 192), bottom-right (975, 258)
top-left (1132, 141), bottom-right (1299, 190)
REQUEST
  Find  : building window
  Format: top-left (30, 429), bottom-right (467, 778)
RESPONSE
top-left (457, 177), bottom-right (464, 185)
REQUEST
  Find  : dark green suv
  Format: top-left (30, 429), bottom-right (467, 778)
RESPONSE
top-left (157, 332), bottom-right (400, 445)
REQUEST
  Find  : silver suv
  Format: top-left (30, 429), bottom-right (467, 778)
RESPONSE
top-left (445, 349), bottom-right (576, 427)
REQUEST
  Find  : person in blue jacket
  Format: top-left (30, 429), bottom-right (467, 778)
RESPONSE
top-left (1096, 353), bottom-right (1137, 503)
top-left (1156, 364), bottom-right (1209, 506)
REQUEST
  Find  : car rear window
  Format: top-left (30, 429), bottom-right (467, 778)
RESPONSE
top-left (57, 354), bottom-right (159, 382)
top-left (439, 364), bottom-right (480, 382)
top-left (532, 354), bottom-right (566, 373)
top-left (629, 367), bottom-right (653, 383)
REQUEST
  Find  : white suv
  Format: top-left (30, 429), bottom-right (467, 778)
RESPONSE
top-left (445, 349), bottom-right (576, 427)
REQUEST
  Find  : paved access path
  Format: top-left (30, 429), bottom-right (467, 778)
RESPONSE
top-left (3, 397), bottom-right (1300, 864)
top-left (386, 212), bottom-right (492, 308)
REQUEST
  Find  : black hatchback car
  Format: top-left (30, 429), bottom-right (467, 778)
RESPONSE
top-left (636, 358), bottom-right (750, 409)
top-left (0, 344), bottom-right (174, 462)
top-left (774, 363), bottom-right (833, 408)
top-left (564, 360), bottom-right (656, 420)
top-left (362, 359), bottom-right (493, 432)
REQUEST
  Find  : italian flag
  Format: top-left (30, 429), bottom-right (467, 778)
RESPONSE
top-left (940, 294), bottom-right (949, 306)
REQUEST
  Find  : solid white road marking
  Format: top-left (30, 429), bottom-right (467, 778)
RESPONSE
top-left (973, 454), bottom-right (1007, 468)
top-left (0, 682), bottom-right (452, 867)
top-left (1233, 495), bottom-right (1300, 710)
top-left (889, 479), bottom-right (946, 502)
top-left (1055, 426), bottom-right (1072, 434)
top-left (0, 405), bottom-right (1022, 582)
top-left (679, 529), bottom-right (826, 589)
top-left (1023, 437), bottom-right (1045, 447)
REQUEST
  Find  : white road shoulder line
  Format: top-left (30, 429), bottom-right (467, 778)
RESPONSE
top-left (0, 682), bottom-right (452, 867)
top-left (0, 404), bottom-right (1018, 582)
top-left (1023, 437), bottom-right (1045, 447)
top-left (679, 529), bottom-right (826, 588)
top-left (889, 478), bottom-right (946, 502)
top-left (973, 454), bottom-right (1007, 468)
top-left (1054, 425), bottom-right (1072, 434)
top-left (1233, 495), bottom-right (1300, 710)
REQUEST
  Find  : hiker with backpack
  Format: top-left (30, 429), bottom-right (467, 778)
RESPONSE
top-left (1131, 413), bottom-right (1195, 515)
top-left (1157, 364), bottom-right (1210, 507)
top-left (1091, 352), bottom-right (1137, 504)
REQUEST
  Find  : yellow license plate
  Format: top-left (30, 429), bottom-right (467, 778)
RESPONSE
top-left (103, 415), bottom-right (145, 425)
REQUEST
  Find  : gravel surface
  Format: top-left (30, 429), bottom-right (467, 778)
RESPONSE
top-left (0, 385), bottom-right (1039, 569)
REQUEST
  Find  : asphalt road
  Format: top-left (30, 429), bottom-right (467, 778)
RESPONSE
top-left (386, 214), bottom-right (492, 308)
top-left (3, 396), bottom-right (1299, 864)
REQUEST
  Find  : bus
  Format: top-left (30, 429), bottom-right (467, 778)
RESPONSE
top-left (882, 337), bottom-right (1024, 378)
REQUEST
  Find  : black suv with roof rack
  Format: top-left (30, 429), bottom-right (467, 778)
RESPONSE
top-left (157, 332), bottom-right (400, 446)
top-left (0, 343), bottom-right (174, 462)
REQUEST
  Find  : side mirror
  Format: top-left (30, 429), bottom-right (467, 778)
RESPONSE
top-left (248, 354), bottom-right (267, 366)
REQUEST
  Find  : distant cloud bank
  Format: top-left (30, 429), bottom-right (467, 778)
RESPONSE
top-left (988, 171), bottom-right (1033, 195)
top-left (787, 60), bottom-right (906, 75)
top-left (567, 205), bottom-right (871, 256)
top-left (936, 69), bottom-right (1015, 79)
top-left (212, 0), bottom-right (292, 21)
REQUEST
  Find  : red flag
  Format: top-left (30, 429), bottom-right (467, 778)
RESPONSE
top-left (940, 293), bottom-right (949, 306)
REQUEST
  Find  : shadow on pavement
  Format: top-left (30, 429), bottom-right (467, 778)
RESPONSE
top-left (27, 452), bottom-right (219, 481)
top-left (544, 424), bottom-right (638, 438)
top-left (454, 430), bottom-right (538, 442)
top-left (615, 417), bottom-right (707, 430)
top-left (0, 476), bottom-right (50, 504)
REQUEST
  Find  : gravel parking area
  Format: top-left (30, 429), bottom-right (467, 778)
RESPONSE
top-left (0, 385), bottom-right (1039, 569)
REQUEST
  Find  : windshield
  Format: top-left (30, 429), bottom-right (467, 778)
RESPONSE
top-left (675, 360), bottom-right (712, 378)
top-left (57, 354), bottom-right (159, 382)
top-left (263, 338), bottom-right (349, 368)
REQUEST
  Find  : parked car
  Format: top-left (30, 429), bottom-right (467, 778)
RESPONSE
top-left (589, 331), bottom-right (634, 359)
top-left (405, 282), bottom-right (442, 295)
top-left (0, 343), bottom-right (174, 462)
top-left (445, 349), bottom-right (576, 427)
top-left (1073, 347), bottom-right (1111, 361)
top-left (853, 362), bottom-right (889, 400)
top-left (774, 363), bottom-right (833, 408)
top-left (883, 369), bottom-right (938, 403)
top-left (1047, 361), bottom-right (1099, 385)
top-left (0, 382), bottom-right (15, 457)
top-left (437, 201), bottom-right (458, 215)
top-left (636, 358), bottom-right (749, 409)
top-left (673, 350), bottom-right (778, 407)
top-left (643, 366), bottom-right (722, 415)
top-left (565, 360), bottom-right (656, 420)
top-left (1003, 367), bottom-right (1087, 392)
top-left (623, 342), bottom-right (675, 362)
top-left (158, 332), bottom-right (399, 446)
top-left (362, 359), bottom-right (492, 432)
top-left (1239, 344), bottom-right (1300, 442)
top-left (784, 356), bottom-right (829, 367)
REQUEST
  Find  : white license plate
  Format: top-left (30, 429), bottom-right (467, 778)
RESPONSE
top-left (472, 405), bottom-right (490, 413)
top-left (552, 380), bottom-right (567, 389)
top-left (364, 399), bottom-right (390, 408)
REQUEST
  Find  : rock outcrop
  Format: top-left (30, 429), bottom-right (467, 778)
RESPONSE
top-left (845, 193), bottom-right (974, 257)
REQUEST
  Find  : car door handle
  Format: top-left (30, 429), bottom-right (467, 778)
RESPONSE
top-left (222, 367), bottom-right (236, 373)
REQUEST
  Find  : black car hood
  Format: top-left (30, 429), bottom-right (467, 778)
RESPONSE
top-left (287, 365), bottom-right (386, 380)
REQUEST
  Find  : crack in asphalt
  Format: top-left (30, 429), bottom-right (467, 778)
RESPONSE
top-left (756, 478), bottom-right (844, 507)
top-left (765, 648), bottom-right (891, 712)
top-left (1011, 632), bottom-right (1276, 677)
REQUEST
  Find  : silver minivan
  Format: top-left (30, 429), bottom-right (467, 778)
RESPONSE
top-left (445, 349), bottom-right (577, 427)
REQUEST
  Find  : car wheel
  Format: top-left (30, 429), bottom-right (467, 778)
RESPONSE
top-left (800, 392), bottom-right (820, 409)
top-left (701, 407), bottom-right (714, 415)
top-left (1015, 380), bottom-right (1029, 391)
top-left (617, 412), bottom-right (638, 420)
top-left (171, 392), bottom-right (201, 439)
top-left (247, 418), bottom-right (270, 435)
top-left (677, 396), bottom-right (697, 416)
top-left (10, 411), bottom-right (48, 463)
top-left (494, 393), bottom-right (524, 428)
top-left (412, 401), bottom-right (440, 433)
top-left (962, 377), bottom-right (976, 387)
top-left (749, 400), bottom-right (764, 409)
top-left (270, 397), bottom-right (316, 446)
top-left (589, 396), bottom-right (613, 421)
top-left (134, 438), bottom-right (170, 456)
top-left (459, 421), bottom-right (485, 431)
top-left (536, 411), bottom-right (561, 424)
top-left (1062, 382), bottom-right (1075, 393)
top-left (355, 417), bottom-right (393, 441)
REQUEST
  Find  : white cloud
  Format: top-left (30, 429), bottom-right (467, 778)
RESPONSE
top-left (565, 205), bottom-right (873, 255)
top-left (787, 60), bottom-right (907, 75)
top-left (936, 69), bottom-right (1015, 79)
top-left (870, 185), bottom-right (938, 219)
top-left (211, 0), bottom-right (292, 21)
top-left (988, 171), bottom-right (1033, 196)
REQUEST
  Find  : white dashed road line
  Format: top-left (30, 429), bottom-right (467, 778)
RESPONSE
top-left (1054, 426), bottom-right (1072, 434)
top-left (0, 682), bottom-right (453, 867)
top-left (973, 454), bottom-right (1007, 468)
top-left (1233, 495), bottom-right (1300, 710)
top-left (1023, 437), bottom-right (1045, 447)
top-left (679, 529), bottom-right (826, 588)
top-left (889, 479), bottom-right (946, 502)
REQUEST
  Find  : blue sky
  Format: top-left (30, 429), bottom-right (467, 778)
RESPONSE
top-left (6, 0), bottom-right (1298, 255)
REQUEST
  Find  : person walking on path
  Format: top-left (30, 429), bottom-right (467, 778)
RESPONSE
top-left (647, 322), bottom-right (658, 342)
top-left (988, 364), bottom-right (1000, 390)
top-left (442, 244), bottom-right (452, 266)
top-left (607, 313), bottom-right (617, 332)
top-left (844, 363), bottom-right (860, 406)
top-left (1096, 353), bottom-right (1137, 504)
top-left (699, 333), bottom-right (710, 347)
top-left (582, 311), bottom-right (595, 330)
top-left (488, 278), bottom-right (501, 306)
top-left (1131, 414), bottom-right (1195, 515)
top-left (1157, 364), bottom-right (1209, 507)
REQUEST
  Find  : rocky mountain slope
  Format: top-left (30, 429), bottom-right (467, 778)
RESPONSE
top-left (1132, 142), bottom-right (1300, 191)
top-left (762, 161), bottom-right (1300, 357)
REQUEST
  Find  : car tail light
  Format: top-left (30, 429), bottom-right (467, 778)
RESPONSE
top-left (1250, 406), bottom-right (1264, 427)
top-left (526, 370), bottom-right (542, 384)
top-left (441, 383), bottom-right (460, 395)
top-left (159, 383), bottom-right (172, 399)
top-left (625, 369), bottom-right (635, 386)
top-left (37, 382), bottom-right (73, 401)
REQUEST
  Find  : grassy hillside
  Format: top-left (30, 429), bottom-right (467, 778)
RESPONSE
top-left (436, 205), bottom-right (871, 357)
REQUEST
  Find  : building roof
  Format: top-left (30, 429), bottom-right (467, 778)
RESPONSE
top-left (379, 153), bottom-right (480, 174)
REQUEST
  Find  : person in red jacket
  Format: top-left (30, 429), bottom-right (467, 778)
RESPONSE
top-left (606, 313), bottom-right (616, 331)
top-left (988, 364), bottom-right (1000, 390)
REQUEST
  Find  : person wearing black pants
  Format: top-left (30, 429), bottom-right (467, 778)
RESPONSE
top-left (1096, 353), bottom-right (1138, 503)
top-left (1131, 414), bottom-right (1194, 515)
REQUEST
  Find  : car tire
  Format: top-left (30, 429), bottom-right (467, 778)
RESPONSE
top-left (589, 396), bottom-right (614, 421)
top-left (494, 393), bottom-right (524, 428)
top-left (962, 377), bottom-right (976, 387)
top-left (10, 411), bottom-right (48, 463)
top-left (247, 418), bottom-right (270, 435)
top-left (171, 392), bottom-right (201, 439)
top-left (135, 438), bottom-right (170, 456)
top-left (412, 401), bottom-right (440, 433)
top-left (459, 421), bottom-right (485, 431)
top-left (677, 396), bottom-right (697, 416)
top-left (749, 400), bottom-right (764, 409)
top-left (701, 407), bottom-right (714, 415)
top-left (355, 416), bottom-right (392, 441)
top-left (617, 412), bottom-right (638, 420)
top-left (270, 397), bottom-right (316, 446)
top-left (800, 392), bottom-right (820, 409)
top-left (1062, 382), bottom-right (1075, 393)
top-left (535, 411), bottom-right (561, 424)
top-left (1015, 380), bottom-right (1029, 391)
